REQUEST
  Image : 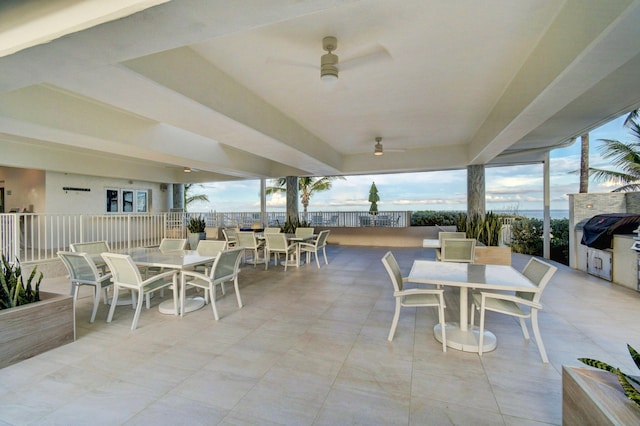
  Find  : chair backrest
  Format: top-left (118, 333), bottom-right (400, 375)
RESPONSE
top-left (329, 215), bottom-right (339, 225)
top-left (70, 241), bottom-right (110, 254)
top-left (222, 228), bottom-right (237, 242)
top-left (359, 216), bottom-right (371, 226)
top-left (264, 227), bottom-right (281, 234)
top-left (438, 231), bottom-right (466, 245)
top-left (101, 253), bottom-right (143, 288)
top-left (316, 230), bottom-right (330, 248)
top-left (518, 258), bottom-right (557, 302)
top-left (196, 240), bottom-right (226, 256)
top-left (211, 248), bottom-right (244, 282)
top-left (295, 227), bottom-right (314, 238)
top-left (58, 251), bottom-right (102, 282)
top-left (236, 231), bottom-right (258, 249)
top-left (265, 233), bottom-right (289, 251)
top-left (381, 251), bottom-right (403, 292)
top-left (159, 238), bottom-right (187, 250)
top-left (441, 238), bottom-right (476, 263)
top-left (204, 227), bottom-right (218, 240)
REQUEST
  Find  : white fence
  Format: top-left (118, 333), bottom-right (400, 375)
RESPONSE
top-left (0, 211), bottom-right (413, 263)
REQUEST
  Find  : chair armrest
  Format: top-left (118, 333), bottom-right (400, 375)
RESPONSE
top-left (395, 288), bottom-right (444, 297)
top-left (479, 291), bottom-right (542, 310)
top-left (98, 273), bottom-right (112, 283)
top-left (181, 270), bottom-right (209, 281)
top-left (141, 269), bottom-right (177, 285)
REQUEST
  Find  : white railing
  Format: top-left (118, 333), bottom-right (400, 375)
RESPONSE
top-left (0, 211), bottom-right (413, 263)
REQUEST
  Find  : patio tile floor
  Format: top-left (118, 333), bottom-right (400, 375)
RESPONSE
top-left (1, 245), bottom-right (639, 425)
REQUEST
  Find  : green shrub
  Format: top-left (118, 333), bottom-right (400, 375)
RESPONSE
top-left (509, 217), bottom-right (569, 265)
top-left (0, 255), bottom-right (43, 310)
top-left (280, 216), bottom-right (311, 234)
top-left (458, 211), bottom-right (502, 246)
top-left (410, 210), bottom-right (465, 226)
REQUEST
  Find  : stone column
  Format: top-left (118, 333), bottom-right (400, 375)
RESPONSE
top-left (467, 165), bottom-right (485, 218)
top-left (286, 176), bottom-right (299, 222)
top-left (172, 184), bottom-right (184, 211)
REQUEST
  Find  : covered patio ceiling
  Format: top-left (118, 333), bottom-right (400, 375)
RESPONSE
top-left (1, 0), bottom-right (639, 184)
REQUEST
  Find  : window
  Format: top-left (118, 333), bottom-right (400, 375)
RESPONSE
top-left (106, 188), bottom-right (149, 213)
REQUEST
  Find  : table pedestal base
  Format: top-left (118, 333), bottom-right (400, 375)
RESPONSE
top-left (434, 322), bottom-right (497, 353)
top-left (158, 296), bottom-right (205, 315)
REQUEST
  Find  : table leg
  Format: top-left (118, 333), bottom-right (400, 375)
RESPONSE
top-left (433, 286), bottom-right (497, 353)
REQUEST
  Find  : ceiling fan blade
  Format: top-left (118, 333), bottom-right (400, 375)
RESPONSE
top-left (340, 44), bottom-right (391, 72)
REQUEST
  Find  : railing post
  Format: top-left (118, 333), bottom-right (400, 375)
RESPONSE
top-left (127, 214), bottom-right (132, 250)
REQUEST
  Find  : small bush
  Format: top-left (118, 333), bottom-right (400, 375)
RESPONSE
top-left (510, 217), bottom-right (569, 265)
top-left (411, 211), bottom-right (465, 226)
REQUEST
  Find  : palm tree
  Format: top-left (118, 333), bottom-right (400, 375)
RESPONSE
top-left (266, 176), bottom-right (345, 213)
top-left (588, 115), bottom-right (640, 192)
top-left (184, 183), bottom-right (209, 211)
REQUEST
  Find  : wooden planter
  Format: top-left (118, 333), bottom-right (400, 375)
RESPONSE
top-left (0, 291), bottom-right (74, 369)
top-left (563, 366), bottom-right (640, 425)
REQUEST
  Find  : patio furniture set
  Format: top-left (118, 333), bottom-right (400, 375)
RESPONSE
top-left (58, 228), bottom-right (331, 331)
top-left (384, 231), bottom-right (557, 363)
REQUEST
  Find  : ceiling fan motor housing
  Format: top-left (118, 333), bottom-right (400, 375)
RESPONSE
top-left (321, 36), bottom-right (338, 80)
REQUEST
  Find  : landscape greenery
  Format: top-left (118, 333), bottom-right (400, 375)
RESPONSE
top-left (410, 210), bottom-right (570, 265)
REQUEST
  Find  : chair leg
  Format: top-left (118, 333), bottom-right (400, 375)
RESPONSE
top-left (478, 304), bottom-right (486, 356)
top-left (171, 279), bottom-right (178, 316)
top-left (107, 286), bottom-right (120, 323)
top-left (264, 250), bottom-right (269, 270)
top-left (209, 284), bottom-right (219, 320)
top-left (519, 317), bottom-right (530, 340)
top-left (388, 299), bottom-right (402, 341)
top-left (322, 247), bottom-right (328, 265)
top-left (73, 284), bottom-right (80, 340)
top-left (180, 275), bottom-right (186, 317)
top-left (469, 303), bottom-right (475, 327)
top-left (131, 290), bottom-right (144, 330)
top-left (531, 310), bottom-right (549, 363)
top-left (438, 301), bottom-right (447, 352)
top-left (315, 250), bottom-right (320, 268)
top-left (233, 277), bottom-right (243, 308)
top-left (90, 284), bottom-right (100, 323)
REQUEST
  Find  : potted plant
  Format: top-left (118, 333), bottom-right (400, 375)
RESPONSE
top-left (458, 212), bottom-right (512, 265)
top-left (0, 255), bottom-right (74, 368)
top-left (187, 215), bottom-right (207, 249)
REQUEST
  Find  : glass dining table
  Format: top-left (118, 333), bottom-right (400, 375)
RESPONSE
top-left (118, 247), bottom-right (217, 314)
top-left (408, 260), bottom-right (538, 353)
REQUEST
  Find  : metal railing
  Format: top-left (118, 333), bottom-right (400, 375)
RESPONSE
top-left (0, 210), bottom-right (413, 263)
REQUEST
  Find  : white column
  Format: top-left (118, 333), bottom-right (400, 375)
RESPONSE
top-left (543, 152), bottom-right (551, 259)
top-left (260, 178), bottom-right (266, 226)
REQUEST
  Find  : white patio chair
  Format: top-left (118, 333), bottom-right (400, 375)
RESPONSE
top-left (101, 252), bottom-right (178, 331)
top-left (435, 231), bottom-right (466, 260)
top-left (299, 229), bottom-right (330, 268)
top-left (70, 240), bottom-right (110, 273)
top-left (222, 228), bottom-right (238, 248)
top-left (264, 233), bottom-right (297, 271)
top-left (470, 257), bottom-right (557, 363)
top-left (159, 238), bottom-right (187, 250)
top-left (194, 239), bottom-right (226, 275)
top-left (263, 227), bottom-right (282, 234)
top-left (58, 251), bottom-right (113, 329)
top-left (181, 248), bottom-right (244, 320)
top-left (294, 227), bottom-right (314, 238)
top-left (236, 231), bottom-right (265, 267)
top-left (440, 238), bottom-right (476, 263)
top-left (382, 251), bottom-right (447, 351)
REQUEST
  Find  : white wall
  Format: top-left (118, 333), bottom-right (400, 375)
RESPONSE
top-left (45, 171), bottom-right (169, 214)
top-left (0, 167), bottom-right (46, 212)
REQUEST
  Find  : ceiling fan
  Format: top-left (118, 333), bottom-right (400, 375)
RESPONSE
top-left (373, 137), bottom-right (405, 156)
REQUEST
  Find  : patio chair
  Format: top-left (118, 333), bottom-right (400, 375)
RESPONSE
top-left (159, 238), bottom-right (187, 250)
top-left (236, 231), bottom-right (265, 267)
top-left (222, 228), bottom-right (238, 248)
top-left (470, 257), bottom-right (557, 363)
top-left (180, 248), bottom-right (244, 320)
top-left (435, 231), bottom-right (466, 260)
top-left (264, 233), bottom-right (297, 271)
top-left (58, 251), bottom-right (113, 329)
top-left (193, 240), bottom-right (226, 277)
top-left (70, 240), bottom-right (110, 273)
top-left (263, 227), bottom-right (282, 234)
top-left (299, 230), bottom-right (330, 268)
top-left (382, 251), bottom-right (447, 351)
top-left (359, 216), bottom-right (372, 227)
top-left (440, 238), bottom-right (476, 263)
top-left (101, 252), bottom-right (178, 330)
top-left (294, 227), bottom-right (314, 238)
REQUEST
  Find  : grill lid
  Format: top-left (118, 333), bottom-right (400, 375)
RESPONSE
top-left (580, 213), bottom-right (640, 249)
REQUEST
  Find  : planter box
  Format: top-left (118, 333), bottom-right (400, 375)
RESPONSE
top-left (0, 291), bottom-right (74, 369)
top-left (563, 366), bottom-right (640, 425)
top-left (474, 246), bottom-right (512, 265)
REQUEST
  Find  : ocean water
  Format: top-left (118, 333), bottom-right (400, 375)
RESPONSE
top-left (493, 209), bottom-right (569, 220)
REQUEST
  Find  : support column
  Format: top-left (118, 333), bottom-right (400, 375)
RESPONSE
top-left (467, 165), bottom-right (485, 218)
top-left (543, 152), bottom-right (551, 259)
top-left (172, 184), bottom-right (184, 211)
top-left (286, 176), bottom-right (299, 222)
top-left (260, 178), bottom-right (267, 226)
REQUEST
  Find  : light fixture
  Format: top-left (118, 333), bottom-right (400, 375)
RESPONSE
top-left (320, 36), bottom-right (338, 82)
top-left (183, 167), bottom-right (191, 173)
top-left (374, 137), bottom-right (383, 156)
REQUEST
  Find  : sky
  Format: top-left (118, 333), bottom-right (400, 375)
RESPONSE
top-left (188, 114), bottom-right (634, 215)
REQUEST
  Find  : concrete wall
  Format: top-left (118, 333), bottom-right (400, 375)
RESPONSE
top-left (315, 225), bottom-right (454, 248)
